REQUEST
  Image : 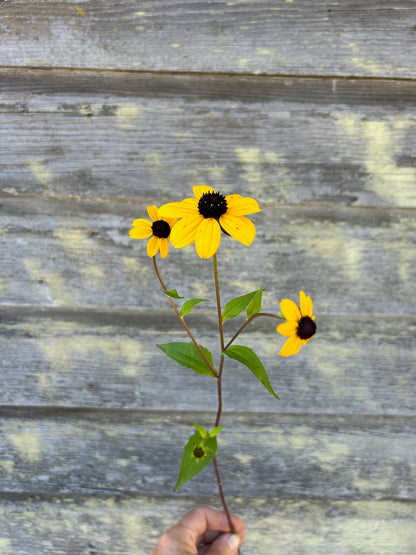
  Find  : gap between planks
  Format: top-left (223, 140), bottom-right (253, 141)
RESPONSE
top-left (2, 194), bottom-right (416, 214)
top-left (0, 406), bottom-right (415, 428)
top-left (2, 65), bottom-right (416, 84)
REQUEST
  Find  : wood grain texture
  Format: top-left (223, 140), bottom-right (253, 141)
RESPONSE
top-left (1, 68), bottom-right (416, 207)
top-left (1, 410), bottom-right (415, 500)
top-left (1, 1), bottom-right (416, 78)
top-left (2, 197), bottom-right (415, 315)
top-left (1, 495), bottom-right (415, 555)
top-left (1, 308), bottom-right (415, 415)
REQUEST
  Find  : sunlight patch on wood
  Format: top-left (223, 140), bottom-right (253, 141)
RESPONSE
top-left (7, 430), bottom-right (41, 463)
top-left (26, 158), bottom-right (53, 188)
top-left (337, 113), bottom-right (416, 206)
top-left (115, 103), bottom-right (141, 130)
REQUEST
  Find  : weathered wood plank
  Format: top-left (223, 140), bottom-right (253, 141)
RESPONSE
top-left (1, 308), bottom-right (415, 415)
top-left (1, 411), bottom-right (415, 501)
top-left (1, 198), bottom-right (415, 315)
top-left (1, 495), bottom-right (415, 555)
top-left (1, 69), bottom-right (416, 207)
top-left (1, 1), bottom-right (416, 78)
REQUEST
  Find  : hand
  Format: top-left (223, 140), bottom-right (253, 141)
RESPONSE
top-left (150, 506), bottom-right (245, 555)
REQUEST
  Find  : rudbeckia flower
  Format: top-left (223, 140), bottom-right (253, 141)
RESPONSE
top-left (191, 445), bottom-right (208, 463)
top-left (129, 206), bottom-right (177, 258)
top-left (277, 290), bottom-right (316, 357)
top-left (158, 185), bottom-right (261, 259)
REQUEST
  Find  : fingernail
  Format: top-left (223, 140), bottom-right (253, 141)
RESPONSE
top-left (226, 534), bottom-right (240, 550)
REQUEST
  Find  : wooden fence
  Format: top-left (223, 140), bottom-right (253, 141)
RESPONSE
top-left (1, 1), bottom-right (415, 553)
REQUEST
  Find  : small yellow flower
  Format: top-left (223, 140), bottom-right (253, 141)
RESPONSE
top-left (158, 185), bottom-right (261, 259)
top-left (191, 444), bottom-right (208, 463)
top-left (129, 206), bottom-right (177, 258)
top-left (277, 291), bottom-right (316, 357)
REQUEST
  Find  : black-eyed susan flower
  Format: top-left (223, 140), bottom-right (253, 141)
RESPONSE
top-left (191, 444), bottom-right (208, 463)
top-left (129, 206), bottom-right (177, 258)
top-left (277, 290), bottom-right (316, 357)
top-left (158, 185), bottom-right (261, 259)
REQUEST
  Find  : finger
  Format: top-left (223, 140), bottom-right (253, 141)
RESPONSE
top-left (205, 532), bottom-right (242, 555)
top-left (178, 507), bottom-right (245, 544)
top-left (199, 530), bottom-right (222, 545)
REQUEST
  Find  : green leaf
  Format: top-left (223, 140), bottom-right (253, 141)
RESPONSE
top-left (164, 289), bottom-right (184, 299)
top-left (192, 422), bottom-right (208, 438)
top-left (157, 342), bottom-right (216, 377)
top-left (209, 425), bottom-right (224, 438)
top-left (180, 298), bottom-right (209, 317)
top-left (175, 428), bottom-right (219, 490)
top-left (223, 345), bottom-right (279, 399)
top-left (222, 291), bottom-right (258, 321)
top-left (247, 287), bottom-right (264, 319)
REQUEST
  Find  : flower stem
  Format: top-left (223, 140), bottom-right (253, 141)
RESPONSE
top-left (213, 456), bottom-right (237, 534)
top-left (152, 256), bottom-right (218, 378)
top-left (223, 312), bottom-right (284, 352)
top-left (213, 254), bottom-right (225, 426)
top-left (212, 255), bottom-right (241, 553)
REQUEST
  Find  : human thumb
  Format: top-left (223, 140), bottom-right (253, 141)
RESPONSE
top-left (208, 533), bottom-right (241, 555)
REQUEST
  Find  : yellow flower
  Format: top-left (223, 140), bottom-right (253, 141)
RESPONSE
top-left (158, 185), bottom-right (261, 259)
top-left (277, 291), bottom-right (316, 357)
top-left (129, 206), bottom-right (177, 258)
top-left (191, 444), bottom-right (208, 463)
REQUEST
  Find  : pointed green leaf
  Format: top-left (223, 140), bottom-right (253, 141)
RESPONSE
top-left (164, 289), bottom-right (184, 299)
top-left (157, 342), bottom-right (216, 377)
top-left (192, 422), bottom-right (208, 438)
top-left (175, 430), bottom-right (218, 490)
top-left (180, 298), bottom-right (209, 317)
top-left (247, 287), bottom-right (264, 319)
top-left (223, 345), bottom-right (279, 399)
top-left (209, 425), bottom-right (224, 438)
top-left (222, 291), bottom-right (258, 321)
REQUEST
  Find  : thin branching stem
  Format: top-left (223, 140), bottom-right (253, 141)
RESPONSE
top-left (212, 254), bottom-right (240, 552)
top-left (213, 456), bottom-right (237, 535)
top-left (213, 254), bottom-right (225, 426)
top-left (223, 312), bottom-right (284, 352)
top-left (152, 256), bottom-right (218, 378)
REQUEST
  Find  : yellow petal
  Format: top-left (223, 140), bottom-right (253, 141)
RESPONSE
top-left (193, 185), bottom-right (215, 198)
top-left (147, 235), bottom-right (159, 258)
top-left (195, 217), bottom-right (221, 259)
top-left (129, 219), bottom-right (153, 239)
top-left (147, 205), bottom-right (159, 222)
top-left (280, 298), bottom-right (301, 322)
top-left (159, 238), bottom-right (169, 258)
top-left (219, 214), bottom-right (256, 245)
top-left (159, 198), bottom-right (199, 218)
top-left (147, 235), bottom-right (159, 257)
top-left (165, 217), bottom-right (178, 230)
top-left (276, 321), bottom-right (298, 337)
top-left (279, 335), bottom-right (302, 357)
top-left (225, 194), bottom-right (261, 216)
top-left (170, 215), bottom-right (203, 248)
top-left (299, 290), bottom-right (313, 317)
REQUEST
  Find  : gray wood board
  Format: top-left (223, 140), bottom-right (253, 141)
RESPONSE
top-left (1, 308), bottom-right (415, 415)
top-left (2, 197), bottom-right (415, 315)
top-left (1, 495), bottom-right (415, 555)
top-left (1, 1), bottom-right (416, 78)
top-left (1, 410), bottom-right (415, 501)
top-left (1, 69), bottom-right (416, 207)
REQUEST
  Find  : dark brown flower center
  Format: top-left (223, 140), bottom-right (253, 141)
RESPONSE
top-left (193, 446), bottom-right (205, 459)
top-left (198, 191), bottom-right (228, 219)
top-left (151, 219), bottom-right (171, 238)
top-left (297, 316), bottom-right (316, 340)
